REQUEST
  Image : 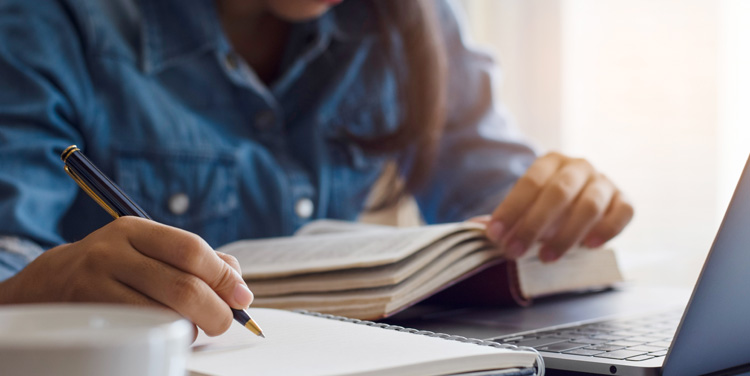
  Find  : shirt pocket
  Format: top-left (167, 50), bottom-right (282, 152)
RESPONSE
top-left (325, 133), bottom-right (391, 220)
top-left (114, 147), bottom-right (239, 248)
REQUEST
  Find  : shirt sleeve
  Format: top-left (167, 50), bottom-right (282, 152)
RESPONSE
top-left (0, 237), bottom-right (45, 282)
top-left (412, 0), bottom-right (538, 224)
top-left (0, 0), bottom-right (91, 276)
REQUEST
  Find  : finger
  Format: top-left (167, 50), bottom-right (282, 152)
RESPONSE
top-left (488, 153), bottom-right (564, 243)
top-left (583, 192), bottom-right (634, 248)
top-left (216, 252), bottom-right (254, 307)
top-left (539, 175), bottom-right (616, 262)
top-left (216, 252), bottom-right (242, 276)
top-left (113, 217), bottom-right (252, 309)
top-left (505, 158), bottom-right (595, 258)
top-left (63, 270), bottom-right (166, 308)
top-left (95, 278), bottom-right (200, 342)
top-left (111, 250), bottom-right (235, 336)
top-left (466, 215), bottom-right (491, 225)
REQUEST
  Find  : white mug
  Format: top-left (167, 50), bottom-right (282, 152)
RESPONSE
top-left (0, 304), bottom-right (192, 376)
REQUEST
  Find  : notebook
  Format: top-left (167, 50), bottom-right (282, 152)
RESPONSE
top-left (187, 308), bottom-right (542, 376)
top-left (391, 153), bottom-right (750, 376)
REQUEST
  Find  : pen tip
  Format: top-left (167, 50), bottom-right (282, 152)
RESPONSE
top-left (244, 318), bottom-right (266, 338)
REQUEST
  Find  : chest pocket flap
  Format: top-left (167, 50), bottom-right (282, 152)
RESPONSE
top-left (114, 148), bottom-right (239, 247)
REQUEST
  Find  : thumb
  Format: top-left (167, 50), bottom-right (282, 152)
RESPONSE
top-left (210, 257), bottom-right (254, 310)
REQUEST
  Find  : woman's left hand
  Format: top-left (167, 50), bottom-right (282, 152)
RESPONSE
top-left (480, 152), bottom-right (634, 263)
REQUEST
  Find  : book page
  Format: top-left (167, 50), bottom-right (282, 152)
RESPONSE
top-left (249, 245), bottom-right (503, 320)
top-left (220, 222), bottom-right (484, 279)
top-left (247, 232), bottom-right (486, 295)
top-left (189, 308), bottom-right (536, 376)
top-left (517, 246), bottom-right (624, 299)
top-left (294, 219), bottom-right (393, 236)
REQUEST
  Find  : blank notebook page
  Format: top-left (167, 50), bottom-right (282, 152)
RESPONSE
top-left (188, 308), bottom-right (536, 376)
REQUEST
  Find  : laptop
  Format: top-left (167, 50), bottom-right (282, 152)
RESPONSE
top-left (388, 155), bottom-right (750, 375)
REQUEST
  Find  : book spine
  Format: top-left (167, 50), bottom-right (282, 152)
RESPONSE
top-left (294, 310), bottom-right (545, 376)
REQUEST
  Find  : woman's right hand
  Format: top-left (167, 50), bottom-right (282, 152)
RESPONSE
top-left (0, 216), bottom-right (253, 337)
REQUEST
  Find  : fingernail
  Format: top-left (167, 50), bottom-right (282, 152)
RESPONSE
top-left (539, 247), bottom-right (558, 263)
top-left (507, 239), bottom-right (526, 259)
top-left (233, 283), bottom-right (253, 308)
top-left (585, 237), bottom-right (604, 248)
top-left (487, 221), bottom-right (505, 243)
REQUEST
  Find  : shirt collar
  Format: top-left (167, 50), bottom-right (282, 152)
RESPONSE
top-left (137, 0), bottom-right (374, 75)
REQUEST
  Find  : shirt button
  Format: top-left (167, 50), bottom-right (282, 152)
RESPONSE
top-left (168, 193), bottom-right (190, 215)
top-left (254, 110), bottom-right (275, 131)
top-left (294, 198), bottom-right (314, 219)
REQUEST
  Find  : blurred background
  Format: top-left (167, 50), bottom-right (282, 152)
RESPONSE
top-left (457, 0), bottom-right (750, 288)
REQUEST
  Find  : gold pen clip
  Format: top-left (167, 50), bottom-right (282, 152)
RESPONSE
top-left (62, 145), bottom-right (120, 219)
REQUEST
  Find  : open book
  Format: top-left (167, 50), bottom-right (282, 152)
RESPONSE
top-left (218, 220), bottom-right (623, 320)
top-left (189, 308), bottom-right (540, 376)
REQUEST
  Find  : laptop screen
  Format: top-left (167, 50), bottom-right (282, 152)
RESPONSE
top-left (663, 155), bottom-right (750, 375)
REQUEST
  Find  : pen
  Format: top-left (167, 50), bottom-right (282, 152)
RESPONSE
top-left (60, 145), bottom-right (265, 338)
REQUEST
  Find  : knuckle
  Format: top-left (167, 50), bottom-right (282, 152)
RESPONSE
top-left (517, 174), bottom-right (544, 192)
top-left (171, 274), bottom-right (203, 307)
top-left (572, 158), bottom-right (593, 171)
top-left (111, 216), bottom-right (138, 231)
top-left (80, 253), bottom-right (99, 274)
top-left (515, 225), bottom-right (540, 244)
top-left (548, 237), bottom-right (574, 253)
top-left (175, 234), bottom-right (208, 266)
top-left (212, 265), bottom-right (238, 291)
top-left (547, 182), bottom-right (574, 203)
top-left (80, 241), bottom-right (110, 272)
top-left (579, 197), bottom-right (604, 218)
top-left (220, 253), bottom-right (242, 273)
top-left (545, 151), bottom-right (563, 160)
top-left (596, 220), bottom-right (621, 239)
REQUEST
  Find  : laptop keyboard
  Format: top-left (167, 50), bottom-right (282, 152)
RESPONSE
top-left (492, 310), bottom-right (681, 362)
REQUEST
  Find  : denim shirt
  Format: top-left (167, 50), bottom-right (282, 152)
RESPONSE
top-left (0, 0), bottom-right (536, 281)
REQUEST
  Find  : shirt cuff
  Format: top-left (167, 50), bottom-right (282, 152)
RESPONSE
top-left (0, 236), bottom-right (44, 282)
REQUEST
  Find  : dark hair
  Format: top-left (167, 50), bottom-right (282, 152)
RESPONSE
top-left (354, 0), bottom-right (448, 210)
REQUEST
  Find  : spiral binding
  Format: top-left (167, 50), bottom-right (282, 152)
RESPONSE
top-left (294, 310), bottom-right (545, 376)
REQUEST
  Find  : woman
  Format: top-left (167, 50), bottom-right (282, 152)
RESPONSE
top-left (0, 0), bottom-right (633, 336)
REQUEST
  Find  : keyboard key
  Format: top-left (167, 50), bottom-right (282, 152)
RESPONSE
top-left (595, 349), bottom-right (648, 360)
top-left (647, 341), bottom-right (672, 348)
top-left (626, 336), bottom-right (663, 343)
top-left (627, 355), bottom-right (656, 361)
top-left (591, 334), bottom-right (625, 341)
top-left (536, 342), bottom-right (587, 353)
top-left (627, 345), bottom-right (666, 352)
top-left (564, 348), bottom-right (606, 356)
top-left (554, 334), bottom-right (583, 340)
top-left (576, 328), bottom-right (611, 335)
top-left (586, 344), bottom-right (625, 351)
top-left (649, 350), bottom-right (668, 356)
top-left (610, 329), bottom-right (650, 336)
top-left (607, 340), bottom-right (643, 347)
top-left (571, 338), bottom-right (610, 345)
